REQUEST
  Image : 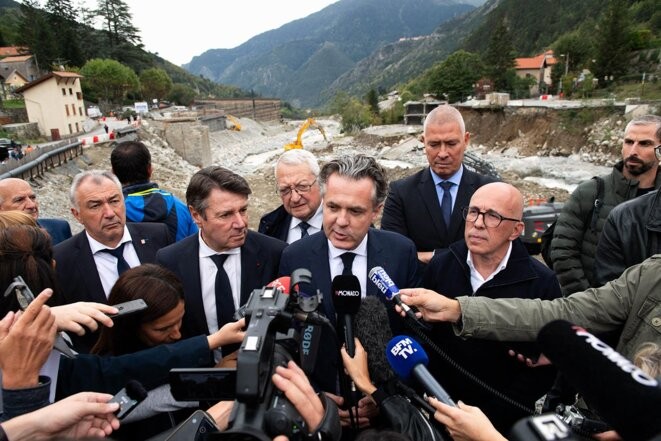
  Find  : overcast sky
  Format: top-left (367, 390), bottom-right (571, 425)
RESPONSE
top-left (80, 0), bottom-right (340, 66)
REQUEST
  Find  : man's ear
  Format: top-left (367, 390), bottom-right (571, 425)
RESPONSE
top-left (147, 163), bottom-right (153, 179)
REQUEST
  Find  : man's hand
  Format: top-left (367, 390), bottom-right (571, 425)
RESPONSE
top-left (507, 349), bottom-right (552, 368)
top-left (207, 318), bottom-right (246, 349)
top-left (429, 398), bottom-right (507, 441)
top-left (325, 393), bottom-right (376, 429)
top-left (417, 251), bottom-right (434, 264)
top-left (1, 392), bottom-right (121, 440)
top-left (398, 288), bottom-right (462, 323)
top-left (0, 289), bottom-right (57, 389)
top-left (340, 339), bottom-right (376, 396)
top-left (51, 301), bottom-right (118, 335)
top-left (272, 361), bottom-right (324, 432)
top-left (215, 350), bottom-right (238, 368)
top-left (206, 401), bottom-right (234, 431)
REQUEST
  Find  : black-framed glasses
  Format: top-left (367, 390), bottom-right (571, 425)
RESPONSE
top-left (655, 145), bottom-right (661, 161)
top-left (277, 178), bottom-right (317, 198)
top-left (462, 206), bottom-right (521, 228)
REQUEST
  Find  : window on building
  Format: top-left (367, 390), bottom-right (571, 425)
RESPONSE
top-left (79, 107), bottom-right (82, 116)
top-left (61, 88), bottom-right (66, 96)
top-left (76, 91), bottom-right (82, 100)
top-left (65, 105), bottom-right (69, 116)
top-left (71, 104), bottom-right (76, 115)
top-left (68, 123), bottom-right (72, 134)
top-left (69, 88), bottom-right (73, 95)
top-left (75, 122), bottom-right (79, 132)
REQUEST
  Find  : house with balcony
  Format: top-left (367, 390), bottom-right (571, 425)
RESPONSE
top-left (15, 71), bottom-right (86, 140)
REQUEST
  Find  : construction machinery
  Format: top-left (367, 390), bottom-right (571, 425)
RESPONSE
top-left (226, 114), bottom-right (241, 131)
top-left (284, 118), bottom-right (327, 150)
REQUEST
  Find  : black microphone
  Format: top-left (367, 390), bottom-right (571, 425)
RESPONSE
top-left (386, 335), bottom-right (456, 407)
top-left (354, 296), bottom-right (395, 385)
top-left (331, 275), bottom-right (361, 357)
top-left (368, 266), bottom-right (430, 330)
top-left (537, 320), bottom-right (661, 441)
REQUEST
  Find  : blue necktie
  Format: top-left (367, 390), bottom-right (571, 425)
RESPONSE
top-left (101, 242), bottom-right (130, 275)
top-left (440, 181), bottom-right (454, 228)
top-left (299, 221), bottom-right (310, 238)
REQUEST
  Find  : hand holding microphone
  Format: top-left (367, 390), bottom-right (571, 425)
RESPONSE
top-left (368, 267), bottom-right (430, 329)
top-left (397, 287), bottom-right (463, 324)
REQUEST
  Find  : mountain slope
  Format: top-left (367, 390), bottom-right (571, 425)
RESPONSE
top-left (185, 0), bottom-right (476, 107)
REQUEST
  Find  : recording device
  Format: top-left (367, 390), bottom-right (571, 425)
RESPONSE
top-left (109, 380), bottom-right (148, 419)
top-left (368, 266), bottom-right (430, 330)
top-left (146, 410), bottom-right (219, 441)
top-left (196, 268), bottom-right (340, 441)
top-left (169, 368), bottom-right (236, 401)
top-left (3, 276), bottom-right (77, 359)
top-left (386, 335), bottom-right (456, 407)
top-left (108, 298), bottom-right (148, 318)
top-left (537, 320), bottom-right (661, 441)
top-left (331, 274), bottom-right (361, 357)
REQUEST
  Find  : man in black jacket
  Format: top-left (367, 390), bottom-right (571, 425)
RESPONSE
top-left (381, 105), bottom-right (495, 265)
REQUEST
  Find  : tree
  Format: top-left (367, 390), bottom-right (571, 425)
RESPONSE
top-left (45, 0), bottom-right (84, 66)
top-left (340, 97), bottom-right (374, 133)
top-left (428, 50), bottom-right (483, 103)
top-left (364, 88), bottom-right (379, 115)
top-left (95, 0), bottom-right (141, 52)
top-left (593, 0), bottom-right (631, 87)
top-left (17, 0), bottom-right (57, 71)
top-left (140, 68), bottom-right (173, 101)
top-left (482, 19), bottom-right (516, 92)
top-left (80, 58), bottom-right (139, 105)
top-left (168, 84), bottom-right (197, 107)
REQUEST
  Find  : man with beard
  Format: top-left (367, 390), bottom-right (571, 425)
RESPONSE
top-left (549, 114), bottom-right (661, 295)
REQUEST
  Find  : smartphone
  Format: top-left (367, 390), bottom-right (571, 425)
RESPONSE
top-left (108, 299), bottom-right (148, 318)
top-left (169, 368), bottom-right (237, 402)
top-left (109, 380), bottom-right (148, 419)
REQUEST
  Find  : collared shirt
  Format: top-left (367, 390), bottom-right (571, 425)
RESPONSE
top-left (327, 235), bottom-right (369, 297)
top-left (197, 232), bottom-right (242, 335)
top-left (286, 204), bottom-right (323, 244)
top-left (89, 226), bottom-right (140, 297)
top-left (430, 165), bottom-right (464, 212)
top-left (466, 242), bottom-right (513, 292)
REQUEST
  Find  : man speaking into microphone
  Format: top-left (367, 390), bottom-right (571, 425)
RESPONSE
top-left (279, 154), bottom-right (420, 428)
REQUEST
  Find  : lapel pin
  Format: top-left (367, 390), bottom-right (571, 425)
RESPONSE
top-left (141, 239), bottom-right (146, 245)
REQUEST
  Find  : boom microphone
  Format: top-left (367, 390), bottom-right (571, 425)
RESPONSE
top-left (354, 296), bottom-right (395, 384)
top-left (368, 266), bottom-right (428, 329)
top-left (538, 320), bottom-right (661, 441)
top-left (331, 275), bottom-right (361, 357)
top-left (386, 335), bottom-right (456, 407)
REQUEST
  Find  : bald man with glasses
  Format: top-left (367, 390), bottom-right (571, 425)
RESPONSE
top-left (259, 149), bottom-right (323, 243)
top-left (419, 182), bottom-right (562, 433)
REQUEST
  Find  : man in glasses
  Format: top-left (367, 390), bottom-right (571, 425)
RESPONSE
top-left (550, 114), bottom-right (661, 296)
top-left (259, 149), bottom-right (323, 243)
top-left (420, 181), bottom-right (562, 433)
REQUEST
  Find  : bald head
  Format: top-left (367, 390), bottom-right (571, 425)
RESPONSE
top-left (472, 182), bottom-right (524, 219)
top-left (423, 104), bottom-right (466, 136)
top-left (0, 178), bottom-right (39, 220)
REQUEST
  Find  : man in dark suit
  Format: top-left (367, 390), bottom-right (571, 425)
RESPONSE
top-left (259, 149), bottom-right (323, 243)
top-left (157, 166), bottom-right (286, 356)
top-left (0, 177), bottom-right (72, 245)
top-left (54, 170), bottom-right (172, 352)
top-left (279, 154), bottom-right (419, 427)
top-left (381, 105), bottom-right (495, 264)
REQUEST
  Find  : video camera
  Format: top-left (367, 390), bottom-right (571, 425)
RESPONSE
top-left (169, 269), bottom-right (339, 441)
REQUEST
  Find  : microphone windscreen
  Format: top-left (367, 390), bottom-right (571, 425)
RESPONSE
top-left (386, 335), bottom-right (429, 380)
top-left (355, 296), bottom-right (394, 384)
top-left (538, 320), bottom-right (661, 441)
top-left (125, 379), bottom-right (148, 401)
top-left (368, 266), bottom-right (398, 300)
top-left (266, 276), bottom-right (291, 294)
top-left (331, 275), bottom-right (361, 315)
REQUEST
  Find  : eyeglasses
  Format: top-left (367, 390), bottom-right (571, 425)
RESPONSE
top-left (277, 178), bottom-right (317, 198)
top-left (462, 206), bottom-right (521, 228)
top-left (655, 145), bottom-right (661, 161)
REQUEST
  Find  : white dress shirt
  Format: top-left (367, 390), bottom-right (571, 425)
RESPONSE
top-left (89, 226), bottom-right (140, 297)
top-left (327, 235), bottom-right (369, 297)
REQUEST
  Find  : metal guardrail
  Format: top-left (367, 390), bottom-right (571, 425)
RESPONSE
top-left (0, 140), bottom-right (84, 180)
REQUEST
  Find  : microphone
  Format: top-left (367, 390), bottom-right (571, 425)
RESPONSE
top-left (386, 335), bottom-right (456, 407)
top-left (537, 320), bottom-right (661, 441)
top-left (368, 266), bottom-right (428, 329)
top-left (331, 275), bottom-right (361, 357)
top-left (354, 296), bottom-right (395, 384)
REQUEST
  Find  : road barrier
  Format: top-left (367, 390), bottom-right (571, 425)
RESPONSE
top-left (0, 140), bottom-right (83, 180)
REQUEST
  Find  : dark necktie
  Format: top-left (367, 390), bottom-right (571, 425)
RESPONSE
top-left (100, 242), bottom-right (130, 275)
top-left (299, 221), bottom-right (310, 238)
top-left (340, 252), bottom-right (356, 276)
top-left (209, 254), bottom-right (236, 329)
top-left (439, 181), bottom-right (454, 228)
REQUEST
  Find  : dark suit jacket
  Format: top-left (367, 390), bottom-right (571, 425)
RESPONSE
top-left (381, 166), bottom-right (496, 252)
top-left (258, 204), bottom-right (291, 241)
top-left (38, 218), bottom-right (72, 245)
top-left (156, 230), bottom-right (287, 338)
top-left (53, 222), bottom-right (172, 352)
top-left (278, 228), bottom-right (420, 392)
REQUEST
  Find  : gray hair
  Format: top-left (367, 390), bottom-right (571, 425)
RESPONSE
top-left (625, 115), bottom-right (661, 142)
top-left (319, 154), bottom-right (388, 206)
top-left (275, 149), bottom-right (320, 178)
top-left (423, 104), bottom-right (466, 135)
top-left (69, 170), bottom-right (122, 209)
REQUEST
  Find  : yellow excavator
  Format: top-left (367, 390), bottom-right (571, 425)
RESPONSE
top-left (284, 118), bottom-right (327, 150)
top-left (226, 114), bottom-right (241, 131)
